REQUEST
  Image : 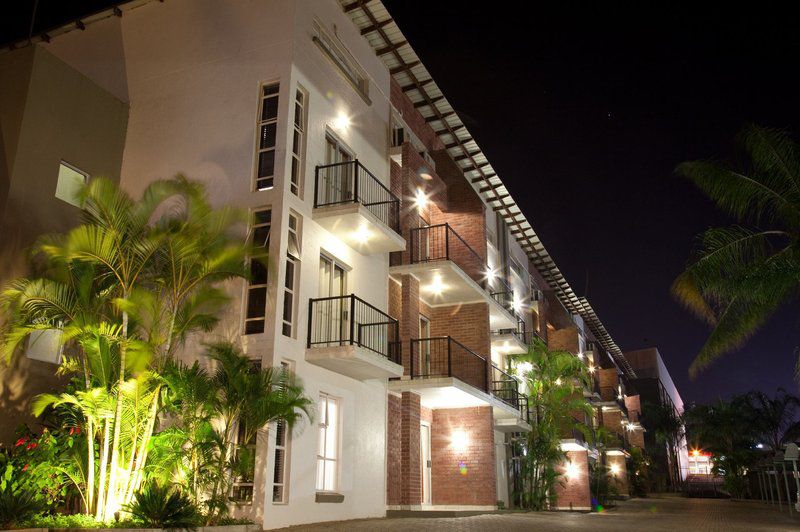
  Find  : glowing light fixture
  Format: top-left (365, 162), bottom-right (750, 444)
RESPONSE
top-left (588, 364), bottom-right (596, 373)
top-left (516, 361), bottom-right (534, 377)
top-left (352, 223), bottom-right (372, 243)
top-left (485, 266), bottom-right (497, 285)
top-left (419, 167), bottom-right (434, 180)
top-left (565, 461), bottom-right (579, 479)
top-left (426, 274), bottom-right (445, 295)
top-left (332, 112), bottom-right (351, 130)
top-left (555, 377), bottom-right (562, 386)
top-left (451, 429), bottom-right (468, 452)
top-left (413, 187), bottom-right (428, 209)
top-left (610, 463), bottom-right (621, 476)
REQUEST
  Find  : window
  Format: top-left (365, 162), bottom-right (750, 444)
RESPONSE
top-left (255, 83), bottom-right (280, 191)
top-left (316, 394), bottom-right (339, 492)
top-left (282, 213), bottom-right (301, 337)
top-left (510, 257), bottom-right (524, 278)
top-left (55, 162), bottom-right (88, 207)
top-left (313, 21), bottom-right (369, 101)
top-left (290, 87), bottom-right (307, 197)
top-left (272, 361), bottom-right (292, 503)
top-left (244, 209), bottom-right (271, 335)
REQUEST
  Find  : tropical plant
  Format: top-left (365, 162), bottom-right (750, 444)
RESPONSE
top-left (684, 394), bottom-right (760, 498)
top-left (124, 482), bottom-right (200, 530)
top-left (149, 342), bottom-right (312, 523)
top-left (0, 176), bottom-right (248, 520)
top-left (589, 460), bottom-right (618, 509)
top-left (673, 124), bottom-right (800, 376)
top-left (627, 447), bottom-right (650, 497)
top-left (641, 401), bottom-right (684, 491)
top-left (510, 338), bottom-right (592, 510)
top-left (0, 483), bottom-right (47, 529)
top-left (746, 388), bottom-right (800, 452)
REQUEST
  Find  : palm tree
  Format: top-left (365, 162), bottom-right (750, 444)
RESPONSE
top-left (0, 176), bottom-right (248, 520)
top-left (641, 401), bottom-right (684, 491)
top-left (746, 388), bottom-right (800, 452)
top-left (510, 338), bottom-right (592, 510)
top-left (673, 124), bottom-right (800, 377)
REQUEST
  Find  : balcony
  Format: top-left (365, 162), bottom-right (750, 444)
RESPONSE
top-left (492, 365), bottom-right (532, 432)
top-left (306, 294), bottom-right (403, 380)
top-left (597, 385), bottom-right (629, 417)
top-left (492, 318), bottom-right (538, 356)
top-left (312, 161), bottom-right (405, 254)
top-left (389, 223), bottom-right (516, 329)
top-left (389, 336), bottom-right (529, 429)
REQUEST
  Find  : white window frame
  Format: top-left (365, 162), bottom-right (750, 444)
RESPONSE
top-left (55, 161), bottom-right (88, 207)
top-left (254, 82), bottom-right (280, 191)
top-left (244, 208), bottom-right (271, 335)
top-left (281, 212), bottom-right (301, 338)
top-left (316, 393), bottom-right (340, 493)
top-left (272, 360), bottom-right (293, 503)
top-left (290, 85), bottom-right (308, 197)
top-left (312, 20), bottom-right (370, 102)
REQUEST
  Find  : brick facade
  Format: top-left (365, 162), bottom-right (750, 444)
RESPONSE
top-left (554, 450), bottom-right (591, 510)
top-left (399, 392), bottom-right (422, 505)
top-left (606, 453), bottom-right (629, 496)
top-left (548, 326), bottom-right (580, 354)
top-left (430, 406), bottom-right (497, 507)
top-left (387, 393), bottom-right (402, 505)
top-left (598, 368), bottom-right (619, 401)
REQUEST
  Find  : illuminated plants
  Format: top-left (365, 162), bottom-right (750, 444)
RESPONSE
top-left (0, 176), bottom-right (249, 521)
top-left (510, 338), bottom-right (592, 510)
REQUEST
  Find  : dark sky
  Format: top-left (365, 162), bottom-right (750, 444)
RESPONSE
top-left (4, 2), bottom-right (800, 405)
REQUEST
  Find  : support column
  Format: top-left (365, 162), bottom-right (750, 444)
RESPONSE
top-left (554, 449), bottom-right (591, 511)
top-left (400, 391), bottom-right (421, 506)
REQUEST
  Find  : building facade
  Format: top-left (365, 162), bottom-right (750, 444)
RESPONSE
top-left (1, 0), bottom-right (661, 527)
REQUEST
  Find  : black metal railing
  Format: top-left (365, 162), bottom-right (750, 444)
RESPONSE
top-left (314, 160), bottom-right (400, 233)
top-left (407, 223), bottom-right (486, 282)
top-left (307, 294), bottom-right (400, 363)
top-left (518, 393), bottom-right (532, 424)
top-left (496, 317), bottom-right (526, 343)
top-left (491, 364), bottom-right (520, 409)
top-left (489, 276), bottom-right (515, 315)
top-left (409, 336), bottom-right (488, 393)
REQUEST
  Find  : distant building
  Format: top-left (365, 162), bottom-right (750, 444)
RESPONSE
top-left (624, 347), bottom-right (690, 490)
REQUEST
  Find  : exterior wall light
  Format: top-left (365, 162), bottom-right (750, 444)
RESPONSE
top-left (352, 223), bottom-right (372, 243)
top-left (332, 112), bottom-right (350, 131)
top-left (413, 187), bottom-right (428, 209)
top-left (516, 361), bottom-right (534, 377)
top-left (610, 463), bottom-right (621, 476)
top-left (555, 377), bottom-right (562, 386)
top-left (425, 274), bottom-right (445, 295)
top-left (451, 429), bottom-right (468, 453)
top-left (565, 461), bottom-right (579, 479)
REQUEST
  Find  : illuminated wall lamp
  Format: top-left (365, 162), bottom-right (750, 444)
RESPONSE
top-left (451, 429), bottom-right (468, 453)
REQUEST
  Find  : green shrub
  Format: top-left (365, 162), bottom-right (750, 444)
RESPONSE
top-left (0, 484), bottom-right (47, 529)
top-left (124, 483), bottom-right (200, 531)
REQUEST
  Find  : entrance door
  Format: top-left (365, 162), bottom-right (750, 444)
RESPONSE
top-left (324, 135), bottom-right (354, 204)
top-left (420, 423), bottom-right (432, 505)
top-left (318, 255), bottom-right (347, 344)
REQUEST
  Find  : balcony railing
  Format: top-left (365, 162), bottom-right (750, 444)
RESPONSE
top-left (489, 276), bottom-right (515, 315)
top-left (518, 393), bottom-right (532, 425)
top-left (307, 294), bottom-right (400, 363)
top-left (409, 336), bottom-right (488, 393)
top-left (407, 337), bottom-right (528, 419)
top-left (491, 364), bottom-right (520, 409)
top-left (314, 160), bottom-right (400, 233)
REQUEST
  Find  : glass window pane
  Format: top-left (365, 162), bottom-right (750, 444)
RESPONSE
top-left (260, 123), bottom-right (277, 149)
top-left (262, 96), bottom-right (279, 120)
top-left (316, 458), bottom-right (325, 491)
top-left (55, 163), bottom-right (88, 207)
top-left (246, 287), bottom-right (267, 318)
top-left (325, 399), bottom-right (337, 458)
top-left (324, 460), bottom-right (336, 491)
top-left (245, 320), bottom-right (264, 335)
top-left (258, 150), bottom-right (275, 178)
top-left (284, 260), bottom-right (295, 289)
top-left (250, 260), bottom-right (268, 285)
top-left (255, 209), bottom-right (271, 225)
top-left (282, 293), bottom-right (293, 322)
top-left (263, 84), bottom-right (279, 96)
top-left (257, 177), bottom-right (274, 190)
top-left (292, 130), bottom-right (301, 154)
top-left (253, 226), bottom-right (270, 249)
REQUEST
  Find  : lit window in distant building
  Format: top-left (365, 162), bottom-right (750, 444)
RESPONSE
top-left (55, 162), bottom-right (88, 207)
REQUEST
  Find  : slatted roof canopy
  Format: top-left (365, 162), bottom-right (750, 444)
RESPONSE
top-left (341, 0), bottom-right (636, 378)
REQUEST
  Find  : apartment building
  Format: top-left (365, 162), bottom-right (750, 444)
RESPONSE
top-left (1, 0), bottom-right (652, 526)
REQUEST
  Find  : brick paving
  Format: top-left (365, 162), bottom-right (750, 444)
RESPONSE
top-left (276, 495), bottom-right (800, 531)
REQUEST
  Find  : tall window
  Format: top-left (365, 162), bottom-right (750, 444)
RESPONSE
top-left (282, 213), bottom-right (301, 337)
top-left (255, 83), bottom-right (280, 191)
top-left (316, 394), bottom-right (339, 492)
top-left (290, 87), bottom-right (307, 197)
top-left (245, 209), bottom-right (271, 335)
top-left (272, 361), bottom-right (291, 503)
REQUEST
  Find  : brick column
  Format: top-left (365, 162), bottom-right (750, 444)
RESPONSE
top-left (400, 391), bottom-right (421, 506)
top-left (400, 275), bottom-right (420, 376)
top-left (606, 453), bottom-right (629, 497)
top-left (554, 449), bottom-right (591, 510)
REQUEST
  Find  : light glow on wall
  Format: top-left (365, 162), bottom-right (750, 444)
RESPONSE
top-left (565, 461), bottom-right (580, 480)
top-left (451, 429), bottom-right (468, 453)
top-left (609, 463), bottom-right (621, 476)
top-left (413, 187), bottom-right (428, 209)
top-left (424, 274), bottom-right (445, 295)
top-left (351, 223), bottom-right (372, 243)
top-left (332, 112), bottom-right (351, 131)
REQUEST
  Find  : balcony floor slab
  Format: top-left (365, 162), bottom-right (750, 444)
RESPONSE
top-left (313, 202), bottom-right (405, 254)
top-left (306, 344), bottom-right (404, 380)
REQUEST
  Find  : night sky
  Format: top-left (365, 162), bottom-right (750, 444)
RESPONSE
top-left (4, 2), bottom-right (800, 405)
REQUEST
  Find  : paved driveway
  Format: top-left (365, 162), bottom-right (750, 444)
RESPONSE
top-left (277, 495), bottom-right (800, 531)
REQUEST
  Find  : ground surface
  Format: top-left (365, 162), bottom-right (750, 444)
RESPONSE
top-left (277, 494), bottom-right (800, 531)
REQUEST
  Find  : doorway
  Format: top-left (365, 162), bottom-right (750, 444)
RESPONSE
top-left (420, 422), bottom-right (432, 505)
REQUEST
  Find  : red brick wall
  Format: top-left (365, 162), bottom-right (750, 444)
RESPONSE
top-left (388, 278), bottom-right (402, 321)
top-left (400, 392), bottom-right (422, 505)
top-left (629, 427), bottom-right (645, 449)
top-left (387, 394), bottom-right (402, 505)
top-left (602, 409), bottom-right (625, 440)
top-left (430, 406), bottom-right (497, 506)
top-left (390, 78), bottom-right (445, 153)
top-left (554, 450), bottom-right (591, 510)
top-left (430, 303), bottom-right (491, 392)
top-left (549, 326), bottom-right (579, 354)
top-left (400, 275), bottom-right (420, 375)
top-left (598, 368), bottom-right (619, 401)
top-left (606, 453), bottom-right (629, 496)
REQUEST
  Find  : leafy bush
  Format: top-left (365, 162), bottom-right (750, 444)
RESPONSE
top-left (0, 484), bottom-right (46, 529)
top-left (21, 513), bottom-right (142, 529)
top-left (124, 483), bottom-right (200, 531)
